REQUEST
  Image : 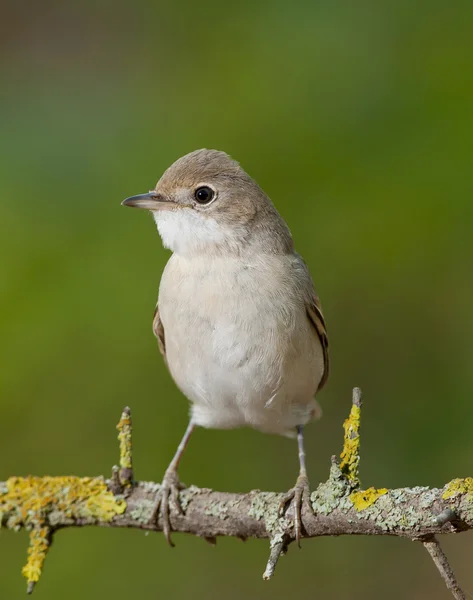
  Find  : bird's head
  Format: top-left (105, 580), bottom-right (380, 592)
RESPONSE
top-left (122, 149), bottom-right (292, 257)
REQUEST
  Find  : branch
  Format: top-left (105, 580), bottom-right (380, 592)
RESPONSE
top-left (423, 538), bottom-right (466, 600)
top-left (1, 389), bottom-right (470, 598)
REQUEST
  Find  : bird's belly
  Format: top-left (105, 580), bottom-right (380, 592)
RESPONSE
top-left (162, 291), bottom-right (323, 435)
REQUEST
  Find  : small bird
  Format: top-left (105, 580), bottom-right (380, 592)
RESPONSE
top-left (122, 149), bottom-right (329, 545)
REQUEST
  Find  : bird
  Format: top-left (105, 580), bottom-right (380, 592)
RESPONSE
top-left (122, 149), bottom-right (329, 546)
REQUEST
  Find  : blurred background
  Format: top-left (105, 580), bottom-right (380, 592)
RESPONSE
top-left (1, 0), bottom-right (472, 598)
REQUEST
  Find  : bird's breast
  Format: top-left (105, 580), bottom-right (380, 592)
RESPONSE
top-left (160, 254), bottom-right (300, 360)
top-left (157, 253), bottom-right (323, 431)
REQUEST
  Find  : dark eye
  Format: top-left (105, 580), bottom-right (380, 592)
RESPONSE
top-left (194, 186), bottom-right (215, 204)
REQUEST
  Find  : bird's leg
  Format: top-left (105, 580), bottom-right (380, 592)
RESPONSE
top-left (278, 425), bottom-right (311, 547)
top-left (151, 419), bottom-right (196, 546)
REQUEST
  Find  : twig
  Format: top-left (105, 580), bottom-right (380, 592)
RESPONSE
top-left (423, 537), bottom-right (466, 600)
top-left (263, 537), bottom-right (287, 580)
top-left (117, 406), bottom-right (133, 488)
top-left (339, 387), bottom-right (362, 485)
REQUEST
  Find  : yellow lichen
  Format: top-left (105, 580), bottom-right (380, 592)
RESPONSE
top-left (350, 487), bottom-right (388, 511)
top-left (117, 408), bottom-right (133, 485)
top-left (0, 476), bottom-right (126, 589)
top-left (22, 527), bottom-right (49, 585)
top-left (340, 404), bottom-right (361, 482)
top-left (442, 478), bottom-right (473, 499)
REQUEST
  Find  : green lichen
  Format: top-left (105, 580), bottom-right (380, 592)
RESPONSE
top-left (310, 459), bottom-right (352, 515)
top-left (442, 478), bottom-right (473, 499)
top-left (130, 499), bottom-right (156, 523)
top-left (343, 488), bottom-right (430, 532)
top-left (340, 404), bottom-right (361, 483)
top-left (0, 476), bottom-right (126, 589)
top-left (270, 532), bottom-right (285, 547)
top-left (204, 501), bottom-right (229, 519)
top-left (350, 487), bottom-right (388, 511)
top-left (141, 481), bottom-right (161, 495)
top-left (457, 493), bottom-right (473, 521)
top-left (179, 485), bottom-right (201, 511)
top-left (398, 506), bottom-right (421, 529)
top-left (249, 492), bottom-right (290, 536)
top-left (418, 488), bottom-right (439, 509)
top-left (204, 498), bottom-right (241, 520)
top-left (311, 482), bottom-right (347, 515)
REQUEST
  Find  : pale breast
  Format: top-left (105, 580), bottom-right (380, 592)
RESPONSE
top-left (158, 253), bottom-right (324, 434)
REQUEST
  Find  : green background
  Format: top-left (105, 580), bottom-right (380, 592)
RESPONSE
top-left (1, 0), bottom-right (472, 598)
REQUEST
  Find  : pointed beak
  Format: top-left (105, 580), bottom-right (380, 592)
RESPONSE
top-left (122, 192), bottom-right (172, 210)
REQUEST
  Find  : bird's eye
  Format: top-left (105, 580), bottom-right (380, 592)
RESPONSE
top-left (194, 186), bottom-right (215, 204)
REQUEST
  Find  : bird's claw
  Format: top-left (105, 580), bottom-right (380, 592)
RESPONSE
top-left (151, 468), bottom-right (186, 546)
top-left (278, 473), bottom-right (311, 547)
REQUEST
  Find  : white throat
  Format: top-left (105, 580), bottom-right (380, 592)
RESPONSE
top-left (153, 209), bottom-right (243, 257)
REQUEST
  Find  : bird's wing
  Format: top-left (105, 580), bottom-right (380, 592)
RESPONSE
top-left (293, 252), bottom-right (329, 391)
top-left (306, 293), bottom-right (329, 391)
top-left (152, 305), bottom-right (167, 366)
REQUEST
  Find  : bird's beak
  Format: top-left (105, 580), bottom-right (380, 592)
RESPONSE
top-left (122, 192), bottom-right (172, 210)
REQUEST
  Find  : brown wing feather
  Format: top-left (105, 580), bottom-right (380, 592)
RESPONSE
top-left (152, 305), bottom-right (167, 366)
top-left (306, 296), bottom-right (329, 391)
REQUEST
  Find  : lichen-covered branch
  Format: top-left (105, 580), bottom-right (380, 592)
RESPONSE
top-left (0, 390), bottom-right (469, 598)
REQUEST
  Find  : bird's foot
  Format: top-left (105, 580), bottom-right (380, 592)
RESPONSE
top-left (150, 468), bottom-right (186, 547)
top-left (278, 472), bottom-right (311, 547)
